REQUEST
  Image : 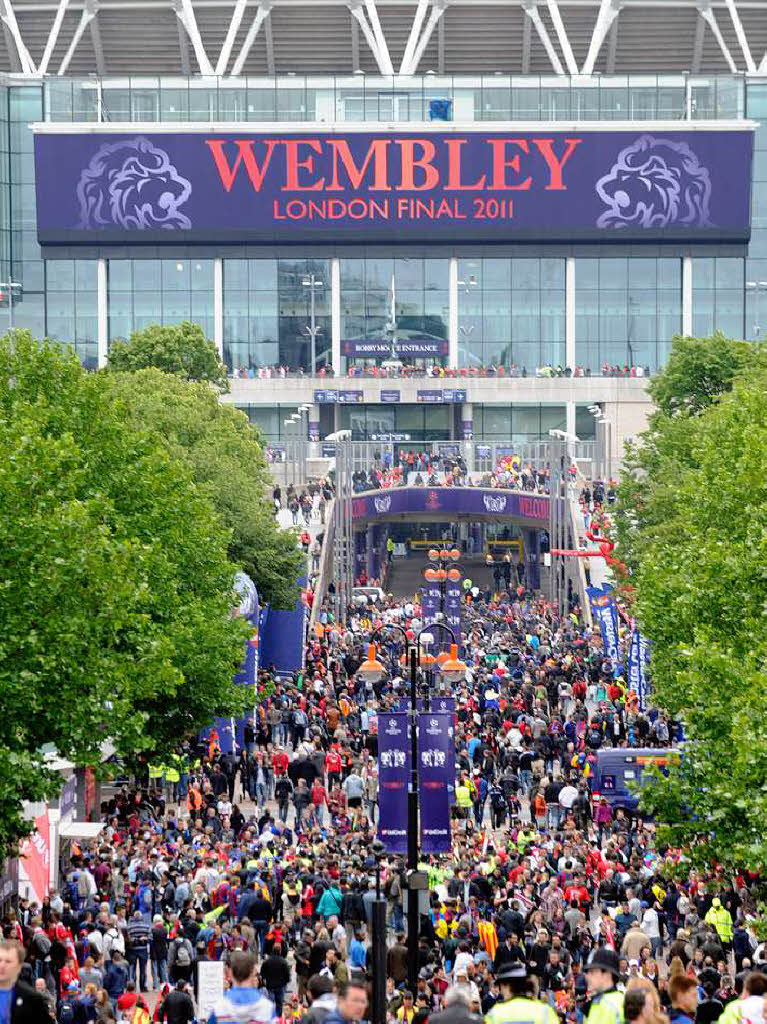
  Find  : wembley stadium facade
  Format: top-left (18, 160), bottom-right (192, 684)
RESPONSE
top-left (1, 0), bottom-right (766, 454)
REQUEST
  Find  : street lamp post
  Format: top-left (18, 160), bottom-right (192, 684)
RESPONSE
top-left (745, 280), bottom-right (767, 338)
top-left (302, 273), bottom-right (324, 376)
top-left (359, 625), bottom-right (465, 996)
top-left (0, 281), bottom-right (22, 333)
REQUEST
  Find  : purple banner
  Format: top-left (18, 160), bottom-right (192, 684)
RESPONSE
top-left (418, 712), bottom-right (454, 854)
top-left (352, 486), bottom-right (549, 523)
top-left (378, 713), bottom-right (410, 854)
top-left (308, 421), bottom-right (320, 442)
top-left (396, 697), bottom-right (456, 713)
top-left (421, 583), bottom-right (441, 625)
top-left (35, 130), bottom-right (753, 246)
top-left (343, 339), bottom-right (448, 357)
top-left (462, 421), bottom-right (473, 440)
top-left (444, 578), bottom-right (463, 649)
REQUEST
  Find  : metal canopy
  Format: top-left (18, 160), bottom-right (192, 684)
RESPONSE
top-left (1, 0), bottom-right (766, 78)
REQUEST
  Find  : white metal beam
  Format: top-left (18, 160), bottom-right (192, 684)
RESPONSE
top-left (582, 0), bottom-right (621, 75)
top-left (348, 1), bottom-right (388, 76)
top-left (399, 0), bottom-right (428, 74)
top-left (407, 0), bottom-right (447, 75)
top-left (761, 52), bottom-right (767, 73)
top-left (174, 0), bottom-right (214, 76)
top-left (215, 0), bottom-right (249, 74)
top-left (547, 0), bottom-right (578, 76)
top-left (364, 0), bottom-right (393, 75)
top-left (522, 0), bottom-right (565, 76)
top-left (89, 10), bottom-right (105, 73)
top-left (0, 0), bottom-right (37, 75)
top-left (38, 0), bottom-right (70, 74)
top-left (697, 1), bottom-right (737, 72)
top-left (723, 0), bottom-right (755, 72)
top-left (58, 0), bottom-right (96, 74)
top-left (230, 0), bottom-right (270, 77)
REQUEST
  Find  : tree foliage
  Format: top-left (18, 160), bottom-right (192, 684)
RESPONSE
top-left (107, 321), bottom-right (228, 390)
top-left (105, 369), bottom-right (303, 609)
top-left (615, 334), bottom-right (767, 873)
top-left (0, 333), bottom-right (250, 856)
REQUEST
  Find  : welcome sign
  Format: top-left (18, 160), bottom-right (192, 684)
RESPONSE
top-left (34, 127), bottom-right (752, 246)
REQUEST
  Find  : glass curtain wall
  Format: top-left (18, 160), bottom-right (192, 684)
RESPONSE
top-left (473, 405), bottom-right (567, 441)
top-left (107, 259), bottom-right (214, 344)
top-left (457, 258), bottom-right (565, 371)
top-left (574, 257), bottom-right (682, 373)
top-left (339, 258), bottom-right (449, 371)
top-left (223, 258), bottom-right (330, 373)
top-left (8, 87), bottom-right (44, 339)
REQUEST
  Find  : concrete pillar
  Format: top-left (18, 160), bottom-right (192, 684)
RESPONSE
top-left (331, 257), bottom-right (341, 372)
top-left (214, 257), bottom-right (224, 358)
top-left (97, 258), bottom-right (108, 368)
top-left (448, 256), bottom-right (459, 369)
top-left (682, 255), bottom-right (693, 336)
top-left (366, 524), bottom-right (376, 579)
top-left (523, 528), bottom-right (541, 591)
top-left (566, 256), bottom-right (576, 370)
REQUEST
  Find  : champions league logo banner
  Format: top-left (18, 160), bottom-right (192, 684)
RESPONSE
top-left (627, 628), bottom-right (651, 712)
top-left (420, 584), bottom-right (441, 627)
top-left (418, 713), bottom-right (455, 854)
top-left (35, 130), bottom-right (752, 247)
top-left (587, 586), bottom-right (621, 674)
top-left (378, 713), bottom-right (410, 854)
top-left (444, 578), bottom-right (463, 651)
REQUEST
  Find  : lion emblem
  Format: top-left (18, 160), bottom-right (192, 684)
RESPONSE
top-left (76, 137), bottom-right (192, 230)
top-left (595, 134), bottom-right (712, 229)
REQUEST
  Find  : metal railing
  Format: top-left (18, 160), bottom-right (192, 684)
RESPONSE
top-left (42, 73), bottom-right (747, 125)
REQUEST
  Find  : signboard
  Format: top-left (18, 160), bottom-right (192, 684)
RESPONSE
top-left (442, 388), bottom-right (467, 403)
top-left (343, 339), bottom-right (448, 357)
top-left (418, 712), bottom-right (454, 854)
top-left (417, 390), bottom-right (444, 404)
top-left (19, 809), bottom-right (49, 904)
top-left (436, 443), bottom-right (461, 457)
top-left (338, 390), bottom-right (364, 404)
top-left (352, 486), bottom-right (549, 522)
top-left (197, 961), bottom-right (225, 1022)
top-left (59, 775), bottom-right (77, 822)
top-left (378, 713), bottom-right (410, 854)
top-left (380, 389), bottom-right (401, 403)
top-left (35, 130), bottom-right (753, 246)
top-left (321, 442), bottom-right (337, 457)
top-left (370, 432), bottom-right (411, 442)
top-left (313, 389), bottom-right (338, 404)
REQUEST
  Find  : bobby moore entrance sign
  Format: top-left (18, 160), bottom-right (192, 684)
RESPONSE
top-left (34, 128), bottom-right (752, 246)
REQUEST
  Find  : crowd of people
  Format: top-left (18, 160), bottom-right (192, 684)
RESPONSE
top-left (227, 364), bottom-right (651, 382)
top-left (2, 571), bottom-right (765, 1024)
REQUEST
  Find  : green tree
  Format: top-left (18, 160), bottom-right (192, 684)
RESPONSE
top-left (614, 333), bottom-right (763, 570)
top-left (614, 335), bottom-right (767, 877)
top-left (107, 321), bottom-right (228, 390)
top-left (105, 369), bottom-right (303, 609)
top-left (0, 332), bottom-right (250, 856)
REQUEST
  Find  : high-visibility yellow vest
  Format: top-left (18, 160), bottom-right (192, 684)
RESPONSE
top-left (486, 997), bottom-right (559, 1024)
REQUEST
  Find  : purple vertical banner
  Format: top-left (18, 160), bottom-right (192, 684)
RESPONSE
top-left (418, 712), bottom-right (454, 854)
top-left (444, 578), bottom-right (463, 650)
top-left (420, 584), bottom-right (440, 625)
top-left (378, 713), bottom-right (410, 854)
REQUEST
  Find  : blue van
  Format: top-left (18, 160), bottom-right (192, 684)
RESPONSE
top-left (592, 748), bottom-right (675, 812)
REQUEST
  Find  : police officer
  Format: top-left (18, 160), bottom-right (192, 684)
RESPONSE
top-left (585, 949), bottom-right (624, 1024)
top-left (484, 964), bottom-right (558, 1024)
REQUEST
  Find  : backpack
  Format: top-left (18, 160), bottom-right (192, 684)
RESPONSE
top-left (33, 931), bottom-right (51, 958)
top-left (77, 871), bottom-right (90, 897)
top-left (173, 939), bottom-right (192, 968)
top-left (58, 1000), bottom-right (75, 1024)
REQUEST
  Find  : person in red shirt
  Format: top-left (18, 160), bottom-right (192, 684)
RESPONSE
top-left (273, 748), bottom-right (289, 777)
top-left (325, 748), bottom-right (342, 790)
top-left (310, 779), bottom-right (327, 826)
